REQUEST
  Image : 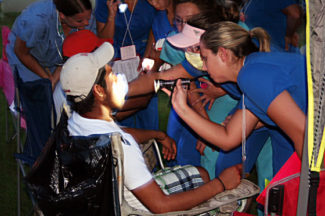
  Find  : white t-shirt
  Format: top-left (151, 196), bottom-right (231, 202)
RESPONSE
top-left (68, 112), bottom-right (153, 211)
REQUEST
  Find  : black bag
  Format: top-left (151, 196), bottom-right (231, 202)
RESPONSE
top-left (25, 112), bottom-right (120, 216)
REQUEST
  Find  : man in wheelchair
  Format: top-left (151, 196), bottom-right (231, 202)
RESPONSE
top-left (60, 42), bottom-right (242, 213)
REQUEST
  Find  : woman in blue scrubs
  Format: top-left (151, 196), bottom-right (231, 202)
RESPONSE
top-left (168, 21), bottom-right (307, 163)
top-left (7, 0), bottom-right (96, 85)
top-left (95, 0), bottom-right (158, 130)
top-left (6, 0), bottom-right (96, 160)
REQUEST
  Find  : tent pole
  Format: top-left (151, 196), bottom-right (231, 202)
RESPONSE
top-left (296, 121), bottom-right (309, 216)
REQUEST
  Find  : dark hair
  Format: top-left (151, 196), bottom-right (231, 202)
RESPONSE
top-left (187, 9), bottom-right (226, 30)
top-left (201, 21), bottom-right (270, 58)
top-left (216, 0), bottom-right (244, 23)
top-left (173, 0), bottom-right (217, 13)
top-left (68, 67), bottom-right (107, 115)
top-left (54, 0), bottom-right (92, 16)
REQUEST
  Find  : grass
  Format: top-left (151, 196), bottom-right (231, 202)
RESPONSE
top-left (0, 12), bottom-right (33, 216)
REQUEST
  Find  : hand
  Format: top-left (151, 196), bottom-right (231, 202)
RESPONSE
top-left (218, 164), bottom-right (242, 190)
top-left (106, 0), bottom-right (120, 20)
top-left (285, 32), bottom-right (299, 51)
top-left (196, 139), bottom-right (207, 155)
top-left (51, 66), bottom-right (62, 90)
top-left (191, 78), bottom-right (226, 110)
top-left (157, 133), bottom-right (177, 161)
top-left (162, 79), bottom-right (189, 115)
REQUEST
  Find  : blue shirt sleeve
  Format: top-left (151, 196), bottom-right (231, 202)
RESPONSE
top-left (14, 8), bottom-right (49, 48)
top-left (238, 63), bottom-right (292, 125)
top-left (181, 59), bottom-right (207, 78)
top-left (95, 0), bottom-right (108, 23)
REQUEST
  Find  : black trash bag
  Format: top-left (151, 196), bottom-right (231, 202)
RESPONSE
top-left (25, 112), bottom-right (120, 216)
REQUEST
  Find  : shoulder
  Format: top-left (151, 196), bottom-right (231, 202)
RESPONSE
top-left (15, 0), bottom-right (55, 27)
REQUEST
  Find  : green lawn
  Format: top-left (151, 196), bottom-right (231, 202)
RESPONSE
top-left (0, 12), bottom-right (33, 216)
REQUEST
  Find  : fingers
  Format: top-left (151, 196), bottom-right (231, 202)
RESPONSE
top-left (196, 140), bottom-right (206, 155)
top-left (236, 163), bottom-right (243, 174)
top-left (161, 87), bottom-right (171, 96)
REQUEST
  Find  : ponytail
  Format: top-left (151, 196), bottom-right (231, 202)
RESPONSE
top-left (249, 28), bottom-right (270, 52)
top-left (201, 21), bottom-right (271, 58)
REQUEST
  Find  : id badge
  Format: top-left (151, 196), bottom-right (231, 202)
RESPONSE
top-left (120, 45), bottom-right (136, 60)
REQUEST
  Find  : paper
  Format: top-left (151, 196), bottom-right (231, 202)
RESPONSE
top-left (111, 56), bottom-right (140, 82)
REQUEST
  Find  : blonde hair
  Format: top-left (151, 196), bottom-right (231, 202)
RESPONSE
top-left (201, 21), bottom-right (270, 58)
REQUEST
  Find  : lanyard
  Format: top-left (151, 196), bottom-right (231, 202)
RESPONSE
top-left (241, 57), bottom-right (247, 179)
top-left (241, 0), bottom-right (253, 16)
top-left (121, 0), bottom-right (137, 47)
top-left (55, 11), bottom-right (64, 62)
top-left (241, 93), bottom-right (247, 179)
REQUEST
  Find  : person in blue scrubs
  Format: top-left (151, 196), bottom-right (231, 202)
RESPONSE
top-left (167, 21), bottom-right (307, 172)
top-left (152, 0), bottom-right (216, 167)
top-left (6, 0), bottom-right (96, 160)
top-left (7, 0), bottom-right (96, 84)
top-left (241, 0), bottom-right (302, 51)
top-left (95, 0), bottom-right (159, 130)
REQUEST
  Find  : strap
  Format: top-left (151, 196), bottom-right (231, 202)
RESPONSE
top-left (121, 0), bottom-right (137, 47)
top-left (242, 94), bottom-right (247, 178)
top-left (308, 171), bottom-right (320, 216)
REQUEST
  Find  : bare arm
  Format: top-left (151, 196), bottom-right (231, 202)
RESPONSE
top-left (127, 64), bottom-right (193, 96)
top-left (96, 0), bottom-right (119, 39)
top-left (267, 90), bottom-right (306, 158)
top-left (122, 128), bottom-right (176, 160)
top-left (132, 164), bottom-right (241, 213)
top-left (14, 37), bottom-right (52, 80)
top-left (282, 4), bottom-right (302, 50)
top-left (165, 80), bottom-right (259, 151)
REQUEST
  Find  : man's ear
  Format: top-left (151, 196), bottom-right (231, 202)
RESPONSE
top-left (93, 84), bottom-right (105, 101)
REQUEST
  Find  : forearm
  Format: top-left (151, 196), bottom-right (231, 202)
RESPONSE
top-left (96, 18), bottom-right (115, 39)
top-left (143, 178), bottom-right (224, 213)
top-left (177, 105), bottom-right (239, 151)
top-left (122, 128), bottom-right (166, 144)
top-left (283, 4), bottom-right (302, 37)
top-left (14, 38), bottom-right (51, 79)
top-left (127, 64), bottom-right (193, 97)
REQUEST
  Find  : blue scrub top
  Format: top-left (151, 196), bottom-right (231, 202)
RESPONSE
top-left (95, 0), bottom-right (156, 58)
top-left (242, 0), bottom-right (298, 50)
top-left (152, 10), bottom-right (175, 41)
top-left (237, 52), bottom-right (307, 126)
top-left (6, 0), bottom-right (97, 82)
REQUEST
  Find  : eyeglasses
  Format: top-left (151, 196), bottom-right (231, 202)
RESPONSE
top-left (174, 17), bottom-right (187, 26)
top-left (185, 44), bottom-right (200, 53)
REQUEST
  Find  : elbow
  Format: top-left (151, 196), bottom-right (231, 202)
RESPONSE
top-left (220, 145), bottom-right (233, 152)
top-left (217, 139), bottom-right (239, 152)
top-left (147, 202), bottom-right (172, 214)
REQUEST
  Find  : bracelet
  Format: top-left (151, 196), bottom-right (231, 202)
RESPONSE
top-left (216, 177), bottom-right (226, 192)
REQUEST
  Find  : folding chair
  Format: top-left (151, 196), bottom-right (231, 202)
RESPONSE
top-left (110, 133), bottom-right (260, 216)
top-left (0, 25), bottom-right (22, 143)
top-left (13, 66), bottom-right (56, 215)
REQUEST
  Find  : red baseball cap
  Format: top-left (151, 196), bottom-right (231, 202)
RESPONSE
top-left (62, 30), bottom-right (113, 58)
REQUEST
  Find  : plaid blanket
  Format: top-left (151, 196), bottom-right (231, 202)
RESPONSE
top-left (154, 165), bottom-right (204, 195)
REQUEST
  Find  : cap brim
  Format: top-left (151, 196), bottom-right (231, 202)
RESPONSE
top-left (167, 32), bottom-right (200, 48)
top-left (92, 42), bottom-right (115, 68)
